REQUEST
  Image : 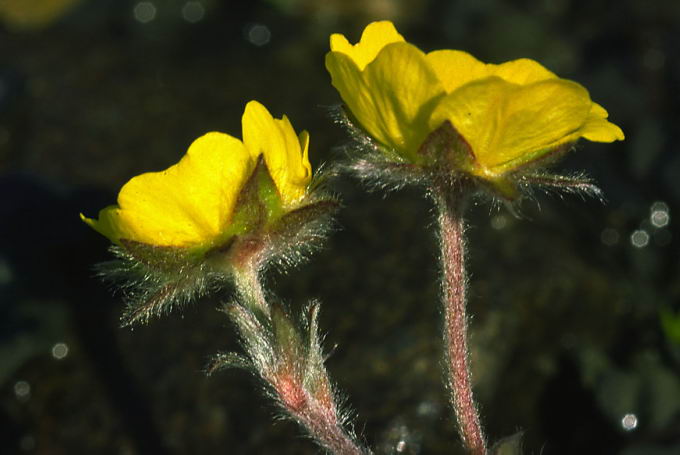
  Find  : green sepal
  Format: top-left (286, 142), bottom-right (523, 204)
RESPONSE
top-left (202, 156), bottom-right (287, 270)
top-left (119, 238), bottom-right (200, 271)
top-left (488, 142), bottom-right (574, 176)
top-left (418, 120), bottom-right (477, 174)
top-left (271, 303), bottom-right (305, 365)
top-left (270, 199), bottom-right (340, 240)
top-left (224, 155), bottom-right (285, 239)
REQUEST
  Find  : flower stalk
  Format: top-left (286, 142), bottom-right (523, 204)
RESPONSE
top-left (233, 262), bottom-right (270, 318)
top-left (434, 188), bottom-right (486, 455)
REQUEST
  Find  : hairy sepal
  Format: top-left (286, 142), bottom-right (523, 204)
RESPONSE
top-left (97, 243), bottom-right (224, 326)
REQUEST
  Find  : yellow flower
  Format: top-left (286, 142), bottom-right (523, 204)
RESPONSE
top-left (326, 21), bottom-right (624, 180)
top-left (81, 101), bottom-right (312, 250)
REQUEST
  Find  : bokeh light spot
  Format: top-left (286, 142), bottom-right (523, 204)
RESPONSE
top-left (133, 2), bottom-right (157, 24)
top-left (181, 1), bottom-right (205, 23)
top-left (650, 201), bottom-right (670, 228)
top-left (630, 230), bottom-right (649, 248)
top-left (246, 23), bottom-right (271, 47)
top-left (621, 413), bottom-right (638, 431)
top-left (14, 380), bottom-right (31, 400)
top-left (51, 342), bottom-right (69, 360)
top-left (601, 227), bottom-right (619, 246)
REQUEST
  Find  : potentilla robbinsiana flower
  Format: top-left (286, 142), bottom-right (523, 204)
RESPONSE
top-left (326, 21), bottom-right (624, 198)
top-left (81, 100), bottom-right (335, 325)
top-left (82, 100), bottom-right (312, 250)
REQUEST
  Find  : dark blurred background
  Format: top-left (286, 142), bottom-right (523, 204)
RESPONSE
top-left (1, 0), bottom-right (679, 454)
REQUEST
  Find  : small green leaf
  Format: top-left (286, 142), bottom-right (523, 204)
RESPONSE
top-left (660, 307), bottom-right (680, 345)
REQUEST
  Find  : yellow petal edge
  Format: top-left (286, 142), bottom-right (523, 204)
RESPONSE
top-left (81, 101), bottom-right (313, 249)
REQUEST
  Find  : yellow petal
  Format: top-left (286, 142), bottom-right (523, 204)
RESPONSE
top-left (431, 77), bottom-right (593, 173)
top-left (242, 100), bottom-right (311, 204)
top-left (81, 209), bottom-right (125, 244)
top-left (590, 102), bottom-right (609, 118)
top-left (362, 43), bottom-right (447, 159)
top-left (325, 50), bottom-right (376, 137)
top-left (329, 20), bottom-right (404, 70)
top-left (83, 132), bottom-right (253, 247)
top-left (298, 129), bottom-right (311, 181)
top-left (490, 58), bottom-right (557, 85)
top-left (581, 120), bottom-right (625, 143)
top-left (328, 42), bottom-right (445, 160)
top-left (495, 79), bottom-right (593, 167)
top-left (426, 50), bottom-right (489, 93)
top-left (579, 102), bottom-right (624, 142)
top-left (426, 53), bottom-right (556, 93)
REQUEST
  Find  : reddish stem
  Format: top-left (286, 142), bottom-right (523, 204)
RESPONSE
top-left (234, 268), bottom-right (370, 455)
top-left (293, 397), bottom-right (368, 455)
top-left (436, 191), bottom-right (487, 455)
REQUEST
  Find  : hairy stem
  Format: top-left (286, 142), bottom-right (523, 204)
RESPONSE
top-left (231, 267), bottom-right (370, 455)
top-left (293, 403), bottom-right (370, 455)
top-left (233, 264), bottom-right (270, 317)
top-left (435, 190), bottom-right (487, 455)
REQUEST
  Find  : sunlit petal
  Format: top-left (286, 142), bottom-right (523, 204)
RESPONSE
top-left (328, 42), bottom-right (445, 160)
top-left (426, 50), bottom-right (489, 93)
top-left (490, 58), bottom-right (557, 84)
top-left (242, 101), bottom-right (312, 203)
top-left (431, 77), bottom-right (593, 172)
top-left (329, 20), bottom-right (404, 70)
top-left (83, 132), bottom-right (253, 247)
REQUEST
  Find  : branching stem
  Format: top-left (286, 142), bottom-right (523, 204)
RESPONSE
top-left (230, 266), bottom-right (370, 455)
